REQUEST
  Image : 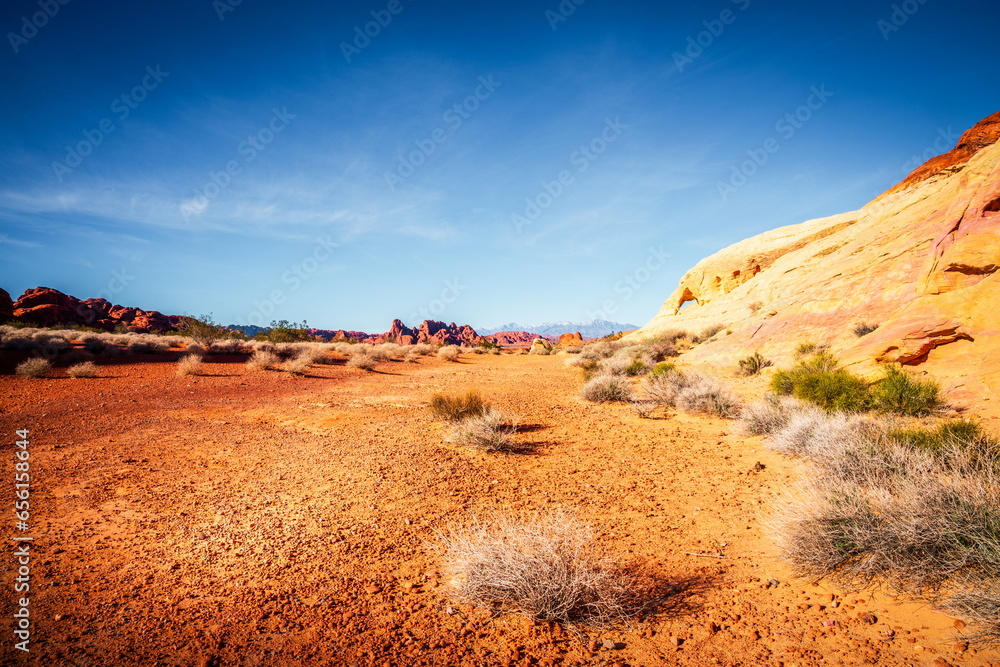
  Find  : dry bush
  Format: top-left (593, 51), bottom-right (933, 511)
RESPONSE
top-left (768, 413), bottom-right (1000, 641)
top-left (580, 374), bottom-right (634, 403)
top-left (430, 390), bottom-right (489, 422)
top-left (209, 339), bottom-right (245, 354)
top-left (439, 513), bottom-right (647, 627)
top-left (346, 351), bottom-right (377, 371)
top-left (447, 409), bottom-right (520, 452)
top-left (15, 358), bottom-right (51, 378)
top-left (282, 357), bottom-right (311, 376)
top-left (642, 369), bottom-right (700, 407)
top-left (578, 341), bottom-right (623, 362)
top-left (675, 377), bottom-right (742, 418)
top-left (692, 324), bottom-right (724, 344)
top-left (176, 354), bottom-right (204, 377)
top-left (412, 343), bottom-right (436, 356)
top-left (185, 343), bottom-right (206, 356)
top-left (292, 345), bottom-right (326, 365)
top-left (129, 339), bottom-right (168, 354)
top-left (67, 362), bottom-right (99, 378)
top-left (737, 351), bottom-right (773, 376)
top-left (738, 396), bottom-right (816, 436)
top-left (438, 345), bottom-right (461, 362)
top-left (631, 401), bottom-right (656, 419)
top-left (853, 322), bottom-right (879, 337)
top-left (377, 343), bottom-right (405, 359)
top-left (82, 337), bottom-right (108, 354)
top-left (246, 350), bottom-right (280, 371)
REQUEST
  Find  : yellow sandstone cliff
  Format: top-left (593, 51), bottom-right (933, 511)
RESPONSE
top-left (632, 111), bottom-right (1000, 411)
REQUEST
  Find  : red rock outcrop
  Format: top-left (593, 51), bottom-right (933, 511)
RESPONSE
top-left (885, 111), bottom-right (1000, 197)
top-left (0, 288), bottom-right (13, 322)
top-left (557, 332), bottom-right (585, 348)
top-left (11, 287), bottom-right (181, 333)
top-left (486, 331), bottom-right (546, 347)
top-left (630, 110), bottom-right (1000, 412)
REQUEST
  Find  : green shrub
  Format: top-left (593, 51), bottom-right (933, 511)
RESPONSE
top-left (771, 353), bottom-right (871, 412)
top-left (648, 362), bottom-right (676, 378)
top-left (430, 390), bottom-right (489, 422)
top-left (888, 420), bottom-right (996, 457)
top-left (624, 358), bottom-right (649, 376)
top-left (870, 365), bottom-right (941, 416)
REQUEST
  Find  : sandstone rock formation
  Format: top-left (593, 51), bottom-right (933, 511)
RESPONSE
top-left (630, 111), bottom-right (1000, 410)
top-left (11, 287), bottom-right (181, 332)
top-left (485, 331), bottom-right (552, 347)
top-left (0, 288), bottom-right (13, 322)
top-left (557, 332), bottom-right (585, 348)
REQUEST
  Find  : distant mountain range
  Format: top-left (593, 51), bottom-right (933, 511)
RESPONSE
top-left (477, 320), bottom-right (638, 338)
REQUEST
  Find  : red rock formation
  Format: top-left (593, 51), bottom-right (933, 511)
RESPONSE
top-left (11, 287), bottom-right (179, 333)
top-left (486, 331), bottom-right (542, 346)
top-left (0, 288), bottom-right (13, 322)
top-left (557, 332), bottom-right (585, 348)
top-left (885, 111), bottom-right (1000, 197)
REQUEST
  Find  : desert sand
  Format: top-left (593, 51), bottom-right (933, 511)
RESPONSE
top-left (2, 351), bottom-right (997, 666)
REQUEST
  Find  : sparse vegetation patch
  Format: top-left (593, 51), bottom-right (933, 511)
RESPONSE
top-left (440, 513), bottom-right (647, 627)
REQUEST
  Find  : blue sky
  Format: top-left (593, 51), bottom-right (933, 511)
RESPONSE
top-left (1, 0), bottom-right (997, 331)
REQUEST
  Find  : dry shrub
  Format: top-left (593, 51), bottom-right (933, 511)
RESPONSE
top-left (642, 369), bottom-right (699, 406)
top-left (129, 339), bottom-right (168, 354)
top-left (447, 409), bottom-right (520, 452)
top-left (439, 513), bottom-right (647, 627)
top-left (675, 377), bottom-right (742, 418)
top-left (246, 350), bottom-right (280, 371)
top-left (580, 374), bottom-right (634, 403)
top-left (15, 358), bottom-right (51, 378)
top-left (209, 338), bottom-right (245, 354)
top-left (738, 396), bottom-right (816, 436)
top-left (737, 351), bottom-right (773, 376)
top-left (282, 357), bottom-right (311, 376)
top-left (430, 390), bottom-right (489, 422)
top-left (438, 345), bottom-right (461, 362)
top-left (346, 352), bottom-right (376, 371)
top-left (67, 361), bottom-right (98, 378)
top-left (767, 412), bottom-right (1000, 642)
top-left (631, 401), bottom-right (656, 419)
top-left (412, 343), bottom-right (436, 356)
top-left (176, 354), bottom-right (204, 376)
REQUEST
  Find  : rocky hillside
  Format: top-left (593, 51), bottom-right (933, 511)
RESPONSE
top-left (631, 111), bottom-right (1000, 410)
top-left (6, 286), bottom-right (182, 333)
